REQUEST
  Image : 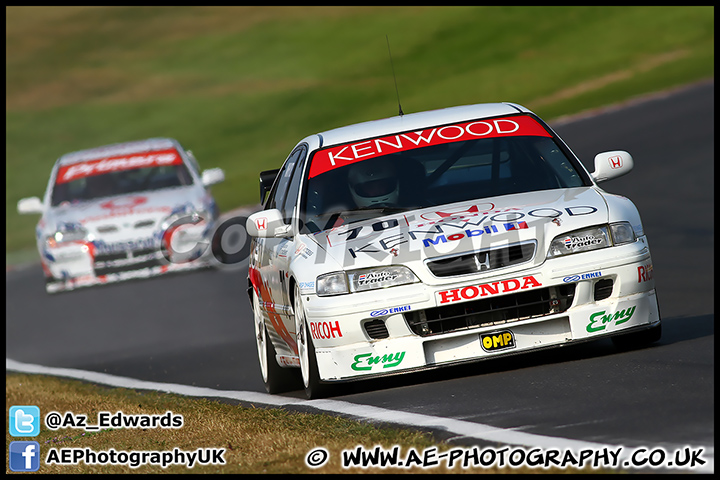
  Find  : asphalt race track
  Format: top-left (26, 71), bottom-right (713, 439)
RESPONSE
top-left (6, 80), bottom-right (714, 467)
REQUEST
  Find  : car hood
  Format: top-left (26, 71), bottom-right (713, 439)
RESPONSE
top-left (44, 187), bottom-right (207, 238)
top-left (307, 187), bottom-right (609, 280)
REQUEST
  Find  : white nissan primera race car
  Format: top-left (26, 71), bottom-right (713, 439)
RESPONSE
top-left (17, 138), bottom-right (225, 293)
top-left (246, 103), bottom-right (661, 399)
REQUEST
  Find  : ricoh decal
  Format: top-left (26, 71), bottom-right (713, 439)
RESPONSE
top-left (586, 306), bottom-right (636, 333)
top-left (309, 321), bottom-right (342, 340)
top-left (638, 263), bottom-right (654, 283)
top-left (370, 305), bottom-right (411, 317)
top-left (438, 275), bottom-right (542, 305)
top-left (480, 330), bottom-right (516, 352)
top-left (563, 271), bottom-right (602, 283)
top-left (351, 351), bottom-right (405, 371)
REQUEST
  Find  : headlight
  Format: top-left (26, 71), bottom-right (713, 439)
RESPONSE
top-left (609, 221), bottom-right (637, 245)
top-left (316, 266), bottom-right (419, 297)
top-left (316, 272), bottom-right (349, 296)
top-left (349, 266), bottom-right (418, 293)
top-left (45, 224), bottom-right (89, 248)
top-left (547, 225), bottom-right (610, 258)
top-left (547, 222), bottom-right (637, 258)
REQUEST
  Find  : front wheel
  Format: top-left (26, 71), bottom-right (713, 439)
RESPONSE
top-left (253, 290), bottom-right (300, 394)
top-left (294, 284), bottom-right (332, 399)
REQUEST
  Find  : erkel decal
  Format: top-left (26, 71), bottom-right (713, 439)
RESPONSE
top-left (480, 330), bottom-right (516, 352)
top-left (438, 275), bottom-right (542, 304)
top-left (563, 271), bottom-right (602, 283)
top-left (351, 351), bottom-right (405, 371)
top-left (586, 306), bottom-right (636, 333)
top-left (310, 321), bottom-right (343, 340)
top-left (638, 263), bottom-right (654, 283)
top-left (370, 305), bottom-right (411, 317)
top-left (309, 115), bottom-right (551, 178)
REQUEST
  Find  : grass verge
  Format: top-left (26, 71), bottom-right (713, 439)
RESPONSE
top-left (7, 372), bottom-right (606, 474)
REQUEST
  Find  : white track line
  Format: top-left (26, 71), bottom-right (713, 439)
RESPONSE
top-left (6, 358), bottom-right (713, 473)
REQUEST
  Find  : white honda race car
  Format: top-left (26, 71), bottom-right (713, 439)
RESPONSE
top-left (17, 138), bottom-right (225, 293)
top-left (246, 103), bottom-right (661, 399)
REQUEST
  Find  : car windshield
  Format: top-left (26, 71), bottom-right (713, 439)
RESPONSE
top-left (300, 116), bottom-right (589, 233)
top-left (50, 164), bottom-right (194, 206)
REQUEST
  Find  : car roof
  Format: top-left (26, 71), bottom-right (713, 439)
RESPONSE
top-left (316, 102), bottom-right (532, 148)
top-left (56, 137), bottom-right (182, 166)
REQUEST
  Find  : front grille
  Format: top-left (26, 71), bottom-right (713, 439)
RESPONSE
top-left (405, 284), bottom-right (576, 337)
top-left (594, 279), bottom-right (613, 301)
top-left (426, 242), bottom-right (536, 277)
top-left (363, 319), bottom-right (390, 339)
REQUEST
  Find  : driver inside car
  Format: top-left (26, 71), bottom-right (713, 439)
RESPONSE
top-left (347, 159), bottom-right (399, 208)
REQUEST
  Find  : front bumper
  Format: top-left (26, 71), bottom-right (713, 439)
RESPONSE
top-left (300, 241), bottom-right (660, 382)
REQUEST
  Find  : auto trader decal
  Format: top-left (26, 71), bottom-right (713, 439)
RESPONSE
top-left (438, 275), bottom-right (542, 304)
top-left (308, 115), bottom-right (552, 178)
top-left (586, 306), bottom-right (636, 333)
top-left (56, 148), bottom-right (183, 183)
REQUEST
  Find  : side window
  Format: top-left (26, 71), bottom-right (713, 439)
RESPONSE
top-left (265, 146), bottom-right (304, 215)
top-left (280, 146), bottom-right (307, 221)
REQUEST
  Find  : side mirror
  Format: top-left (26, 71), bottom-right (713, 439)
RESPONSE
top-left (246, 209), bottom-right (292, 238)
top-left (17, 196), bottom-right (44, 214)
top-left (590, 151), bottom-right (633, 183)
top-left (259, 169), bottom-right (280, 204)
top-left (201, 168), bottom-right (225, 187)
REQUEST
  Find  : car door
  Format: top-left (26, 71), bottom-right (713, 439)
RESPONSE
top-left (256, 145), bottom-right (308, 353)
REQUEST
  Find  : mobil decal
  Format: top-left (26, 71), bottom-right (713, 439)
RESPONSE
top-left (419, 222), bottom-right (528, 248)
top-left (57, 148), bottom-right (182, 184)
top-left (308, 115), bottom-right (552, 178)
top-left (310, 320), bottom-right (343, 340)
top-left (438, 275), bottom-right (542, 304)
top-left (480, 330), bottom-right (516, 352)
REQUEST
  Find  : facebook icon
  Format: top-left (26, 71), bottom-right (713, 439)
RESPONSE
top-left (9, 441), bottom-right (41, 472)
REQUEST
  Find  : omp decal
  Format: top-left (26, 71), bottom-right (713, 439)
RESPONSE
top-left (308, 115), bottom-right (551, 178)
top-left (438, 275), bottom-right (542, 304)
top-left (370, 305), bottom-right (411, 317)
top-left (351, 351), bottom-right (405, 371)
top-left (563, 271), bottom-right (602, 283)
top-left (310, 321), bottom-right (342, 340)
top-left (56, 149), bottom-right (182, 183)
top-left (480, 330), bottom-right (516, 352)
top-left (638, 263), bottom-right (654, 283)
top-left (586, 306), bottom-right (636, 333)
